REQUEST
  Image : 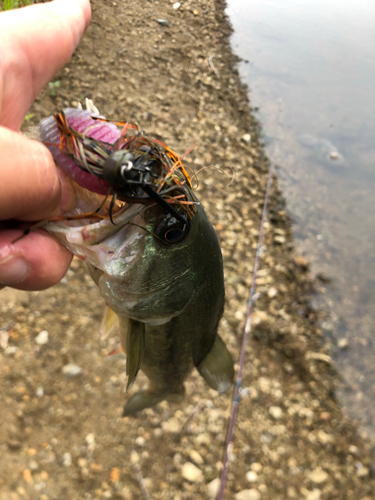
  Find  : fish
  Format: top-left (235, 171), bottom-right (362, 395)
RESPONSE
top-left (38, 103), bottom-right (234, 416)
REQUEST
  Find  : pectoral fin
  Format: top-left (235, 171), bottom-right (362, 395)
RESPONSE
top-left (196, 334), bottom-right (234, 393)
top-left (125, 319), bottom-right (145, 392)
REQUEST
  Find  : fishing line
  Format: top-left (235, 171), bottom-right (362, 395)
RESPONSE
top-left (216, 99), bottom-right (283, 500)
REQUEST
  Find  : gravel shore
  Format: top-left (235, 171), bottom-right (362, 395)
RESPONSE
top-left (0, 0), bottom-right (374, 498)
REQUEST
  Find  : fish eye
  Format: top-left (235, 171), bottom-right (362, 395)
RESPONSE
top-left (154, 213), bottom-right (189, 244)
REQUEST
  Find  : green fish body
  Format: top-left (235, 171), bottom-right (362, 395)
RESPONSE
top-left (46, 192), bottom-right (234, 416)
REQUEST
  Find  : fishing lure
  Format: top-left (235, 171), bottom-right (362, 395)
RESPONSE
top-left (41, 104), bottom-right (198, 238)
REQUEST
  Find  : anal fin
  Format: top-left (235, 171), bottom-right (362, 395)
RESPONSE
top-left (125, 319), bottom-right (145, 392)
top-left (196, 334), bottom-right (234, 393)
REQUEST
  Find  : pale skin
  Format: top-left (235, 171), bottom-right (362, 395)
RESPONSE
top-left (0, 0), bottom-right (91, 291)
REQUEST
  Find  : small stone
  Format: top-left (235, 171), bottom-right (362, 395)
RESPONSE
top-left (274, 235), bottom-right (286, 245)
top-left (29, 461), bottom-right (39, 471)
top-left (330, 151), bottom-right (339, 160)
top-left (241, 133), bottom-right (251, 144)
top-left (294, 256), bottom-right (309, 270)
top-left (246, 471), bottom-right (258, 482)
top-left (62, 453), bottom-right (72, 467)
top-left (251, 463), bottom-right (262, 472)
top-left (267, 287), bottom-right (278, 298)
top-left (356, 462), bottom-right (369, 477)
top-left (62, 363), bottom-right (82, 377)
top-left (269, 406), bottom-right (283, 419)
top-left (207, 478), bottom-right (220, 499)
top-left (235, 489), bottom-right (261, 500)
top-left (36, 386), bottom-right (44, 398)
top-left (85, 433), bottom-right (95, 446)
top-left (157, 19), bottom-right (169, 26)
top-left (173, 2), bottom-right (180, 8)
top-left (135, 436), bottom-right (146, 447)
top-left (338, 338), bottom-right (348, 349)
top-left (317, 430), bottom-right (333, 444)
top-left (110, 467), bottom-right (121, 482)
top-left (130, 451), bottom-right (140, 464)
top-left (189, 450), bottom-right (204, 465)
top-left (181, 462), bottom-right (203, 482)
top-left (348, 445), bottom-right (358, 454)
top-left (308, 467), bottom-right (328, 483)
top-left (162, 417), bottom-right (180, 433)
top-left (193, 9), bottom-right (199, 15)
top-left (35, 330), bottom-right (49, 345)
top-left (23, 469), bottom-right (33, 484)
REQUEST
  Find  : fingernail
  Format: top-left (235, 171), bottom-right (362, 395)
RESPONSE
top-left (57, 168), bottom-right (76, 213)
top-left (0, 255), bottom-right (31, 285)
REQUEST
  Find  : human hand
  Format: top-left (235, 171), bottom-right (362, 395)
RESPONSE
top-left (0, 0), bottom-right (91, 291)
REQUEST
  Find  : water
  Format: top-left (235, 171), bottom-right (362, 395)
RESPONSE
top-left (227, 0), bottom-right (375, 439)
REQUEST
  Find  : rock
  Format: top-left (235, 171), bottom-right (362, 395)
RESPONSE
top-left (206, 478), bottom-right (220, 498)
top-left (173, 2), bottom-right (180, 8)
top-left (157, 19), bottom-right (169, 26)
top-left (34, 330), bottom-right (49, 345)
top-left (235, 488), bottom-right (261, 500)
top-left (317, 430), bottom-right (333, 444)
top-left (308, 467), bottom-right (328, 483)
top-left (246, 470), bottom-right (258, 482)
top-left (62, 453), bottom-right (72, 467)
top-left (181, 462), bottom-right (203, 482)
top-left (330, 151), bottom-right (339, 160)
top-left (267, 287), bottom-right (278, 298)
top-left (189, 449), bottom-right (204, 465)
top-left (135, 436), bottom-right (146, 447)
top-left (250, 463), bottom-right (262, 472)
top-left (269, 406), bottom-right (283, 419)
top-left (62, 363), bottom-right (83, 377)
top-left (36, 386), bottom-right (44, 398)
top-left (241, 133), bottom-right (251, 144)
top-left (274, 235), bottom-right (286, 245)
top-left (338, 338), bottom-right (348, 349)
top-left (162, 417), bottom-right (180, 433)
top-left (130, 451), bottom-right (140, 464)
top-left (356, 462), bottom-right (369, 477)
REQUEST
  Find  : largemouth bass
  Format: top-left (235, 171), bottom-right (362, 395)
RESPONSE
top-left (39, 105), bottom-right (234, 416)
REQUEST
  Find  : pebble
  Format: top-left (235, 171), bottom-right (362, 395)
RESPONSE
top-left (162, 417), bottom-right (180, 433)
top-left (241, 133), bottom-right (251, 144)
top-left (206, 478), bottom-right (220, 499)
top-left (62, 363), bottom-right (83, 377)
top-left (251, 463), bottom-right (263, 473)
top-left (308, 467), bottom-right (328, 483)
top-left (274, 235), bottom-right (286, 245)
top-left (317, 430), bottom-right (333, 444)
top-left (135, 436), bottom-right (146, 447)
top-left (62, 453), bottom-right (72, 467)
top-left (173, 2), bottom-right (180, 8)
top-left (130, 450), bottom-right (140, 464)
top-left (338, 338), bottom-right (348, 349)
top-left (246, 471), bottom-right (258, 482)
top-left (267, 287), bottom-right (278, 298)
top-left (34, 330), bottom-right (49, 345)
top-left (189, 449), bottom-right (204, 465)
top-left (36, 386), bottom-right (44, 398)
top-left (181, 462), bottom-right (203, 482)
top-left (269, 406), bottom-right (283, 419)
top-left (157, 19), bottom-right (169, 26)
top-left (235, 489), bottom-right (261, 500)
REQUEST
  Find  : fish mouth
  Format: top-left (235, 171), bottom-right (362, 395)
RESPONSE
top-left (45, 201), bottom-right (145, 248)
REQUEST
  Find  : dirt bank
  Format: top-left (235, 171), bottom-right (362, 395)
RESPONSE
top-left (0, 0), bottom-right (374, 499)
